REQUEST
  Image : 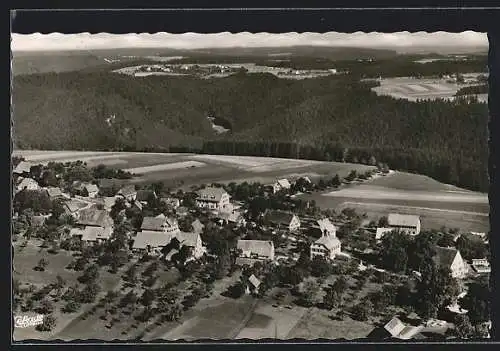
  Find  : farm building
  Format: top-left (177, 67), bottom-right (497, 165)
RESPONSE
top-left (264, 209), bottom-right (300, 232)
top-left (310, 220), bottom-right (341, 260)
top-left (72, 181), bottom-right (99, 198)
top-left (116, 185), bottom-right (137, 201)
top-left (272, 178), bottom-right (292, 193)
top-left (195, 187), bottom-right (231, 211)
top-left (132, 230), bottom-right (204, 260)
top-left (136, 190), bottom-right (157, 204)
top-left (432, 246), bottom-right (468, 279)
top-left (71, 208), bottom-right (114, 243)
top-left (16, 178), bottom-right (41, 192)
top-left (13, 161), bottom-right (33, 175)
top-left (471, 258), bottom-right (491, 273)
top-left (387, 213), bottom-right (421, 236)
top-left (63, 199), bottom-right (92, 218)
top-left (44, 186), bottom-right (68, 200)
top-left (217, 210), bottom-right (246, 227)
top-left (140, 214), bottom-right (180, 234)
top-left (237, 240), bottom-right (275, 261)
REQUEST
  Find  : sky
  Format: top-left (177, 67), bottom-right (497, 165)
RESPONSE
top-left (11, 31), bottom-right (488, 52)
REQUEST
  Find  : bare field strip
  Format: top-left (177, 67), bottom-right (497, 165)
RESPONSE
top-left (323, 185), bottom-right (488, 204)
top-left (123, 161), bottom-right (207, 174)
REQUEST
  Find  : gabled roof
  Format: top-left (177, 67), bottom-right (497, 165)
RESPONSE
top-left (317, 218), bottom-right (336, 235)
top-left (85, 183), bottom-right (99, 194)
top-left (313, 235), bottom-right (341, 251)
top-left (376, 227), bottom-right (395, 237)
top-left (248, 274), bottom-right (261, 289)
top-left (132, 231), bottom-right (174, 249)
top-left (117, 185), bottom-right (137, 197)
top-left (70, 226), bottom-right (112, 241)
top-left (45, 187), bottom-right (64, 198)
top-left (140, 216), bottom-right (178, 231)
top-left (64, 199), bottom-right (89, 213)
top-left (103, 196), bottom-right (117, 209)
top-left (237, 240), bottom-right (274, 258)
top-left (17, 178), bottom-right (39, 189)
top-left (196, 187), bottom-right (228, 202)
top-left (433, 246), bottom-right (460, 269)
top-left (191, 219), bottom-right (205, 233)
top-left (388, 213), bottom-right (420, 227)
top-left (136, 190), bottom-right (157, 202)
top-left (384, 317), bottom-right (406, 337)
top-left (264, 209), bottom-right (297, 226)
top-left (13, 161), bottom-right (33, 174)
top-left (275, 179), bottom-right (291, 188)
top-left (176, 232), bottom-right (200, 248)
top-left (77, 208), bottom-right (112, 227)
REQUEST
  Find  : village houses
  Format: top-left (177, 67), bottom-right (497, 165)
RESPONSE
top-left (264, 209), bottom-right (301, 232)
top-left (272, 178), bottom-right (291, 194)
top-left (310, 218), bottom-right (342, 260)
top-left (432, 246), bottom-right (469, 279)
top-left (136, 190), bottom-right (157, 205)
top-left (44, 186), bottom-right (69, 200)
top-left (161, 197), bottom-right (181, 209)
top-left (195, 186), bottom-right (231, 212)
top-left (70, 207), bottom-right (114, 243)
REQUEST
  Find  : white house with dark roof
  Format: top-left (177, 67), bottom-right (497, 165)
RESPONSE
top-left (387, 213), bottom-right (421, 236)
top-left (237, 240), bottom-right (275, 261)
top-left (432, 246), bottom-right (468, 279)
top-left (272, 178), bottom-right (292, 194)
top-left (195, 187), bottom-right (231, 211)
top-left (310, 219), bottom-right (341, 260)
top-left (264, 209), bottom-right (300, 232)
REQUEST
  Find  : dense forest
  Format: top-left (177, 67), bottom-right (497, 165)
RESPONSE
top-left (12, 65), bottom-right (489, 192)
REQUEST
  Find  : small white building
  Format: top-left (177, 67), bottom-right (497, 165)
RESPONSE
top-left (472, 258), bottom-right (491, 273)
top-left (387, 213), bottom-right (421, 236)
top-left (272, 179), bottom-right (292, 194)
top-left (195, 187), bottom-right (231, 211)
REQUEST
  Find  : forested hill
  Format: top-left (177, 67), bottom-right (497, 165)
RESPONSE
top-left (12, 71), bottom-right (488, 192)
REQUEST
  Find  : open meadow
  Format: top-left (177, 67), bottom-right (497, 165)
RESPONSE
top-left (13, 150), bottom-right (375, 188)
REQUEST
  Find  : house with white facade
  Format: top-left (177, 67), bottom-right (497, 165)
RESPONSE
top-left (132, 230), bottom-right (205, 260)
top-left (432, 246), bottom-right (469, 279)
top-left (310, 219), bottom-right (341, 260)
top-left (140, 214), bottom-right (180, 234)
top-left (472, 258), bottom-right (491, 273)
top-left (195, 187), bottom-right (231, 212)
top-left (387, 213), bottom-right (421, 236)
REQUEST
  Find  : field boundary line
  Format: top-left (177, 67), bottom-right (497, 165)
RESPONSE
top-left (339, 201), bottom-right (489, 216)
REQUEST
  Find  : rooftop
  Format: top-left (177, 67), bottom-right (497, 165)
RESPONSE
top-left (313, 235), bottom-right (341, 251)
top-left (132, 231), bottom-right (174, 249)
top-left (141, 216), bottom-right (178, 231)
top-left (433, 246), bottom-right (460, 269)
top-left (77, 208), bottom-right (112, 227)
top-left (388, 213), bottom-right (420, 227)
top-left (264, 209), bottom-right (297, 226)
top-left (237, 240), bottom-right (274, 258)
top-left (117, 185), bottom-right (137, 197)
top-left (13, 161), bottom-right (33, 174)
top-left (196, 187), bottom-right (229, 202)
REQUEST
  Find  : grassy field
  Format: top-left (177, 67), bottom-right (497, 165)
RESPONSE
top-left (13, 150), bottom-right (375, 189)
top-left (371, 77), bottom-right (484, 102)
